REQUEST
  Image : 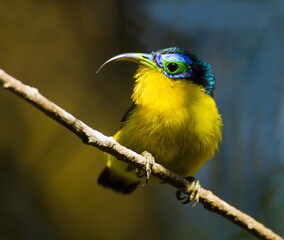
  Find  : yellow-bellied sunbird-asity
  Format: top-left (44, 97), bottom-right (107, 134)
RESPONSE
top-left (97, 47), bottom-right (222, 202)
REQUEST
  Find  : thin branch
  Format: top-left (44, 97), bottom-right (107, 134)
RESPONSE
top-left (0, 68), bottom-right (282, 240)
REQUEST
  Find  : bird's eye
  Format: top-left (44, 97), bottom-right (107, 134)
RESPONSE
top-left (166, 62), bottom-right (179, 73)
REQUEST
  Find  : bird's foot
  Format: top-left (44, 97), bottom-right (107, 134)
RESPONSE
top-left (176, 177), bottom-right (201, 206)
top-left (135, 151), bottom-right (157, 186)
top-left (135, 168), bottom-right (145, 178)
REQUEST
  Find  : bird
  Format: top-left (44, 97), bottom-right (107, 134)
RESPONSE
top-left (96, 47), bottom-right (222, 201)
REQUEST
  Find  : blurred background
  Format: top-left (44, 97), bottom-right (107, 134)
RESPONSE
top-left (0, 0), bottom-right (284, 239)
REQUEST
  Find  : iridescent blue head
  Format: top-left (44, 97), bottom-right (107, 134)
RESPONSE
top-left (155, 52), bottom-right (193, 79)
top-left (97, 47), bottom-right (216, 95)
top-left (152, 47), bottom-right (216, 95)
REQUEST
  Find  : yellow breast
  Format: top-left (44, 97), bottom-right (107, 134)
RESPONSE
top-left (108, 65), bottom-right (222, 180)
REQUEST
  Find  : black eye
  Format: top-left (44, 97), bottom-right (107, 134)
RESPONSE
top-left (167, 62), bottom-right (179, 72)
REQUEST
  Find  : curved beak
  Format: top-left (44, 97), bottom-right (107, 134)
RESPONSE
top-left (96, 53), bottom-right (157, 73)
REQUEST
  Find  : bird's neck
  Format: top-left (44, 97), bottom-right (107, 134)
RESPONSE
top-left (131, 65), bottom-right (205, 112)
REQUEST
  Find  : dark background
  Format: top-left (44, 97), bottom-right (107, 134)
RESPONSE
top-left (0, 1), bottom-right (283, 239)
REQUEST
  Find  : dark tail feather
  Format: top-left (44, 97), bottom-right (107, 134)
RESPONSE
top-left (98, 167), bottom-right (139, 194)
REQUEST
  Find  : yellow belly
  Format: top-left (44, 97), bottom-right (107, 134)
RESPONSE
top-left (107, 98), bottom-right (222, 182)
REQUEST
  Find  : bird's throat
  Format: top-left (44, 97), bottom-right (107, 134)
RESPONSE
top-left (132, 65), bottom-right (203, 112)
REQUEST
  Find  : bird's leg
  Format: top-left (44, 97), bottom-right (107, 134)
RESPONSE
top-left (142, 151), bottom-right (158, 185)
top-left (176, 177), bottom-right (201, 206)
top-left (135, 151), bottom-right (157, 185)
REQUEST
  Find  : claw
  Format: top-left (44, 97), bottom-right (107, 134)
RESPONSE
top-left (140, 151), bottom-right (157, 186)
top-left (135, 168), bottom-right (145, 178)
top-left (176, 190), bottom-right (186, 201)
top-left (176, 177), bottom-right (201, 206)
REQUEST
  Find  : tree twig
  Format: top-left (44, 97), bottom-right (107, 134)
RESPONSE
top-left (0, 68), bottom-right (282, 240)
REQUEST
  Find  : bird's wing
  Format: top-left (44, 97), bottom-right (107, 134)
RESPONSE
top-left (119, 102), bottom-right (137, 129)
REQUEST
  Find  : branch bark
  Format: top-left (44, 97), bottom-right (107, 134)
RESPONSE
top-left (0, 68), bottom-right (282, 240)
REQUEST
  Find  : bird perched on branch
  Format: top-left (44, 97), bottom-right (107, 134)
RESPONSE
top-left (97, 47), bottom-right (222, 202)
